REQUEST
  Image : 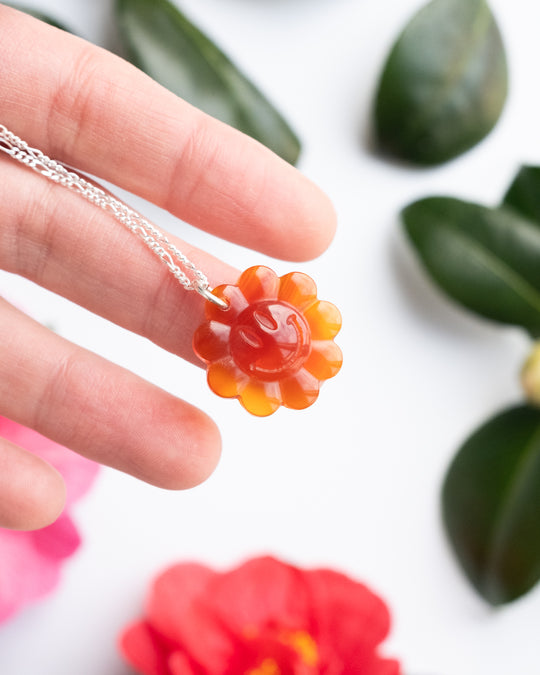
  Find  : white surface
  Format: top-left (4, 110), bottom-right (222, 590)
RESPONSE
top-left (0, 0), bottom-right (539, 673)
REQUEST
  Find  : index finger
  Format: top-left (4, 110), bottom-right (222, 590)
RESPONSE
top-left (0, 5), bottom-right (336, 261)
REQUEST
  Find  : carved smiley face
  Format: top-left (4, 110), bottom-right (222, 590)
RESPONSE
top-left (230, 300), bottom-right (312, 381)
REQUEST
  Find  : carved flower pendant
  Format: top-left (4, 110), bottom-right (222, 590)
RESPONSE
top-left (193, 266), bottom-right (342, 416)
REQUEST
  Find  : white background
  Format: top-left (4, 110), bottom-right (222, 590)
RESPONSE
top-left (0, 0), bottom-right (539, 673)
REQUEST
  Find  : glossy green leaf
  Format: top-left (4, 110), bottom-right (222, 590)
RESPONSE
top-left (374, 0), bottom-right (508, 165)
top-left (503, 166), bottom-right (540, 224)
top-left (114, 0), bottom-right (300, 165)
top-left (4, 3), bottom-right (69, 30)
top-left (402, 196), bottom-right (540, 336)
top-left (443, 405), bottom-right (540, 605)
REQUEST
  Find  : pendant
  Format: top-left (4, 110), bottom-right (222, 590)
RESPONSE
top-left (193, 266), bottom-right (342, 416)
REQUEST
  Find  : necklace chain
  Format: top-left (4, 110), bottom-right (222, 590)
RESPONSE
top-left (0, 124), bottom-right (227, 307)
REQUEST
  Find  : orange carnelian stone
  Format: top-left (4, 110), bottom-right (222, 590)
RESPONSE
top-left (193, 266), bottom-right (342, 416)
top-left (230, 301), bottom-right (311, 381)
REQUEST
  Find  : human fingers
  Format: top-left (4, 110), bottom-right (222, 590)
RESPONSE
top-left (0, 437), bottom-right (65, 530)
top-left (0, 158), bottom-right (236, 366)
top-left (0, 5), bottom-right (336, 261)
top-left (0, 299), bottom-right (222, 490)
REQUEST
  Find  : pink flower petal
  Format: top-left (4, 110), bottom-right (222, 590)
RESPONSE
top-left (0, 416), bottom-right (99, 624)
top-left (31, 513), bottom-right (81, 559)
top-left (0, 530), bottom-right (62, 622)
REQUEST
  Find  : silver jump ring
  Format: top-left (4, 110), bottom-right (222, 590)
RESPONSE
top-left (196, 285), bottom-right (230, 311)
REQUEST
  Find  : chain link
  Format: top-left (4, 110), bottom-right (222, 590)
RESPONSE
top-left (0, 124), bottom-right (228, 307)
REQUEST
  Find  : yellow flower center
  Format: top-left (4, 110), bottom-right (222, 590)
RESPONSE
top-left (243, 628), bottom-right (319, 675)
top-left (283, 630), bottom-right (319, 667)
top-left (247, 658), bottom-right (281, 675)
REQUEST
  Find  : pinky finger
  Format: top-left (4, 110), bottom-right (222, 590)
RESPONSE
top-left (0, 438), bottom-right (66, 530)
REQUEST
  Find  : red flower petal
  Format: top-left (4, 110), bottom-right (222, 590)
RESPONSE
top-left (119, 621), bottom-right (170, 675)
top-left (362, 658), bottom-right (402, 675)
top-left (204, 557), bottom-right (311, 636)
top-left (147, 563), bottom-right (233, 673)
top-left (237, 266), bottom-right (280, 303)
top-left (168, 650), bottom-right (199, 675)
top-left (303, 569), bottom-right (392, 661)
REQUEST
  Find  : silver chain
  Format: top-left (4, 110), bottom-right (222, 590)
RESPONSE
top-left (0, 124), bottom-right (228, 309)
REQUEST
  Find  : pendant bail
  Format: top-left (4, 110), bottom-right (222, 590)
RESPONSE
top-left (195, 282), bottom-right (229, 311)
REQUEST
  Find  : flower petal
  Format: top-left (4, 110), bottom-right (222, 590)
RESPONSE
top-left (31, 513), bottom-right (81, 560)
top-left (278, 272), bottom-right (318, 311)
top-left (0, 529), bottom-right (62, 623)
top-left (119, 621), bottom-right (170, 675)
top-left (193, 321), bottom-right (231, 363)
top-left (204, 556), bottom-right (311, 633)
top-left (147, 562), bottom-right (235, 672)
top-left (237, 266), bottom-right (280, 303)
top-left (303, 341), bottom-right (342, 381)
top-left (303, 300), bottom-right (342, 340)
top-left (304, 569), bottom-right (392, 658)
top-left (147, 563), bottom-right (216, 641)
top-left (207, 358), bottom-right (248, 398)
top-left (280, 369), bottom-right (320, 410)
top-left (362, 658), bottom-right (402, 675)
top-left (168, 650), bottom-right (199, 675)
top-left (205, 284), bottom-right (249, 325)
top-left (238, 380), bottom-right (281, 416)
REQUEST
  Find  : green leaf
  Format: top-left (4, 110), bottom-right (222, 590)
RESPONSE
top-left (374, 0), bottom-right (508, 165)
top-left (503, 166), bottom-right (540, 225)
top-left (402, 196), bottom-right (540, 336)
top-left (443, 405), bottom-right (540, 605)
top-left (4, 3), bottom-right (70, 30)
top-left (114, 0), bottom-right (301, 165)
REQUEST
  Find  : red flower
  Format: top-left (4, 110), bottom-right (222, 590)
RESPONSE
top-left (120, 556), bottom-right (400, 675)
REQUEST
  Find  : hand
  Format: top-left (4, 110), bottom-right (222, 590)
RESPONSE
top-left (0, 6), bottom-right (336, 530)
